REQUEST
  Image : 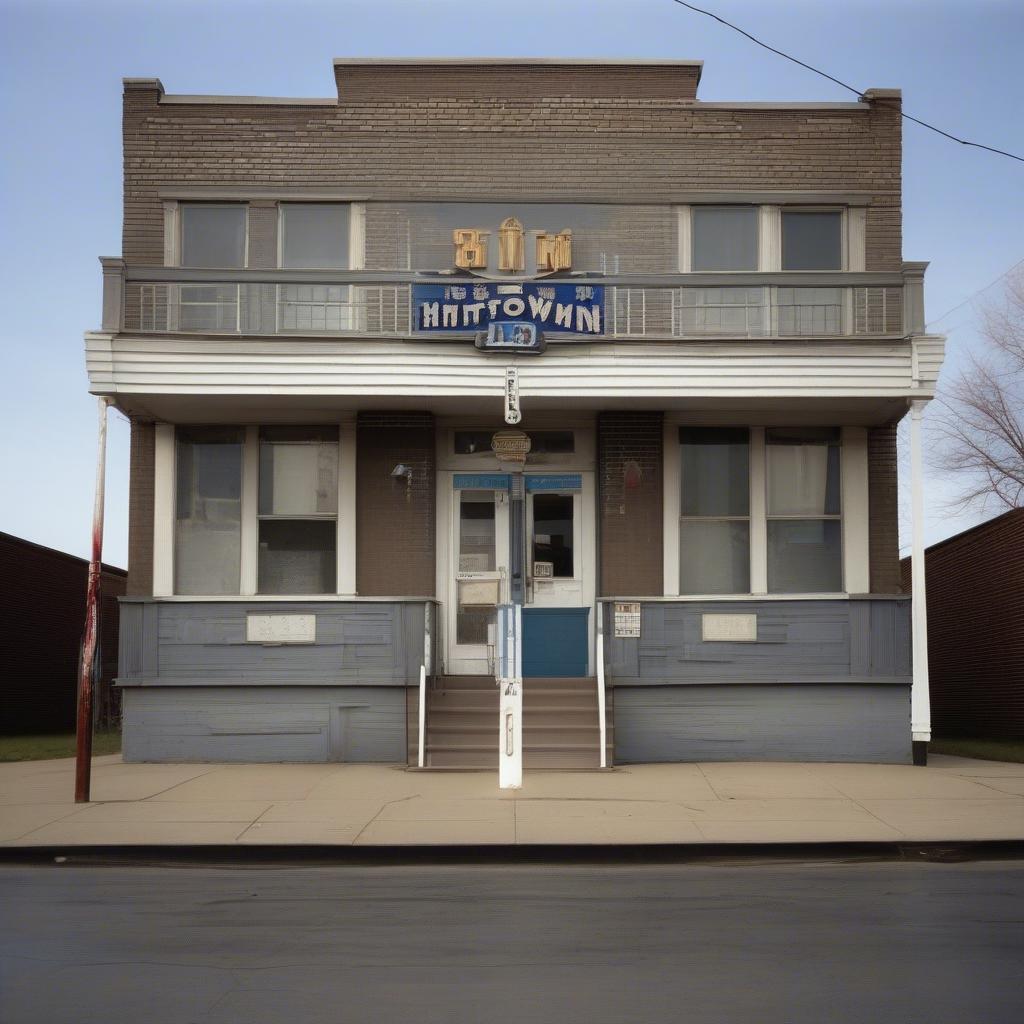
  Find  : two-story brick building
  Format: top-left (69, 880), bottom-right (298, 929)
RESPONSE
top-left (86, 58), bottom-right (943, 767)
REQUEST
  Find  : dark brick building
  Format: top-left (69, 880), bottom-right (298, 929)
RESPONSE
top-left (86, 59), bottom-right (944, 766)
top-left (1, 533), bottom-right (126, 734)
top-left (902, 508), bottom-right (1024, 739)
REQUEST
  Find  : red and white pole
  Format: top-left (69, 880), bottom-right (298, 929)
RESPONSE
top-left (75, 397), bottom-right (111, 803)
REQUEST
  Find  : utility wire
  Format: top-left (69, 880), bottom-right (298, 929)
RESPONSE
top-left (925, 256), bottom-right (1024, 329)
top-left (669, 0), bottom-right (1024, 164)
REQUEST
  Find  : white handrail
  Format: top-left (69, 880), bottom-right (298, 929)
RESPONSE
top-left (417, 664), bottom-right (426, 769)
top-left (597, 602), bottom-right (607, 769)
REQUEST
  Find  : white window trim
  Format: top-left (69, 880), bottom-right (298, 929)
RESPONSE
top-left (662, 421), bottom-right (870, 598)
top-left (678, 203), bottom-right (863, 275)
top-left (155, 420), bottom-right (357, 599)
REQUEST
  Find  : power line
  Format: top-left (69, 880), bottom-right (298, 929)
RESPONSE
top-left (669, 0), bottom-right (1024, 164)
top-left (925, 256), bottom-right (1024, 329)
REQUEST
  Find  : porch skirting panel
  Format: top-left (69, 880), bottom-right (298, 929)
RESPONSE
top-left (121, 685), bottom-right (407, 763)
top-left (613, 684), bottom-right (911, 764)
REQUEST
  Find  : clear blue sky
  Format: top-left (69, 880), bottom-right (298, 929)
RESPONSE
top-left (1, 0), bottom-right (1021, 568)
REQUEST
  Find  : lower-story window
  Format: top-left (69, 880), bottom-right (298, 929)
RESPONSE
top-left (174, 427), bottom-right (244, 595)
top-left (678, 427), bottom-right (750, 594)
top-left (171, 424), bottom-right (343, 596)
top-left (676, 425), bottom-right (844, 594)
top-left (766, 427), bottom-right (842, 592)
top-left (257, 426), bottom-right (339, 594)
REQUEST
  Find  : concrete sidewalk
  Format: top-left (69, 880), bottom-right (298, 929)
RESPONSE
top-left (2, 754), bottom-right (1024, 847)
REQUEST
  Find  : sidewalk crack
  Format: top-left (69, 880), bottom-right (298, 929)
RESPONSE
top-left (351, 794), bottom-right (418, 845)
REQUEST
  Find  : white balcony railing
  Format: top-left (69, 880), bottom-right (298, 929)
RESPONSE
top-left (106, 263), bottom-right (920, 340)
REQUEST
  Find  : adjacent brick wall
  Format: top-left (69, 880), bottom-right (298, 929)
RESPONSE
top-left (901, 509), bottom-right (1024, 738)
top-left (598, 412), bottom-right (663, 596)
top-left (126, 419), bottom-right (155, 597)
top-left (334, 62), bottom-right (702, 101)
top-left (867, 423), bottom-right (901, 593)
top-left (356, 413), bottom-right (435, 596)
top-left (121, 72), bottom-right (901, 270)
top-left (0, 532), bottom-right (126, 733)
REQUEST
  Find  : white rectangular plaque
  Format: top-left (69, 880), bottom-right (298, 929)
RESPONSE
top-left (458, 579), bottom-right (500, 607)
top-left (614, 601), bottom-right (641, 638)
top-left (246, 614), bottom-right (316, 644)
top-left (702, 613), bottom-right (757, 642)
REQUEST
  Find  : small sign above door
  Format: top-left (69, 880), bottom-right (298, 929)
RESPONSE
top-left (526, 474), bottom-right (582, 492)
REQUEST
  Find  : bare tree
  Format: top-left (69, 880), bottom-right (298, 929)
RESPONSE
top-left (932, 268), bottom-right (1024, 512)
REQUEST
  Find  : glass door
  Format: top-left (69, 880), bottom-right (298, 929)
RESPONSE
top-left (447, 485), bottom-right (509, 675)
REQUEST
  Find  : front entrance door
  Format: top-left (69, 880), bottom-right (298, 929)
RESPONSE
top-left (446, 479), bottom-right (510, 676)
top-left (443, 470), bottom-right (594, 677)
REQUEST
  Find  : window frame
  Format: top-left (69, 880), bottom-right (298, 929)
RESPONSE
top-left (255, 426), bottom-right (341, 597)
top-left (154, 420), bottom-right (356, 598)
top-left (663, 422), bottom-right (869, 598)
top-left (276, 202), bottom-right (361, 333)
top-left (764, 427), bottom-right (843, 594)
top-left (690, 205), bottom-right (761, 273)
top-left (677, 427), bottom-right (752, 595)
top-left (780, 207), bottom-right (847, 272)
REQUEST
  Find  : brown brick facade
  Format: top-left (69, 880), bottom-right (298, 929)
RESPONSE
top-left (126, 418), bottom-right (155, 597)
top-left (867, 423), bottom-right (901, 593)
top-left (901, 509), bottom-right (1024, 738)
top-left (121, 68), bottom-right (901, 270)
top-left (356, 412), bottom-right (436, 596)
top-left (1, 532), bottom-right (126, 733)
top-left (598, 412), bottom-right (664, 596)
top-left (333, 61), bottom-right (702, 102)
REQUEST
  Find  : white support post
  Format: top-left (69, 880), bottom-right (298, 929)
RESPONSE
top-left (152, 423), bottom-right (176, 597)
top-left (596, 602), bottom-right (607, 769)
top-left (909, 400), bottom-right (932, 764)
top-left (498, 603), bottom-right (523, 790)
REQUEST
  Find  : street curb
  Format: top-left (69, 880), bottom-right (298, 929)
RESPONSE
top-left (2, 840), bottom-right (1023, 867)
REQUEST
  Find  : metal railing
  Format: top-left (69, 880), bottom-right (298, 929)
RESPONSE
top-left (417, 601), bottom-right (433, 769)
top-left (103, 262), bottom-right (921, 340)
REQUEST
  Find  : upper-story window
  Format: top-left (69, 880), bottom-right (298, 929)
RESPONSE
top-left (691, 207), bottom-right (758, 271)
top-left (781, 211), bottom-right (843, 270)
top-left (280, 203), bottom-right (350, 268)
top-left (180, 204), bottom-right (246, 268)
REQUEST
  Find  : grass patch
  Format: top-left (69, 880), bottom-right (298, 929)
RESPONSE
top-left (0, 730), bottom-right (122, 763)
top-left (931, 737), bottom-right (1024, 764)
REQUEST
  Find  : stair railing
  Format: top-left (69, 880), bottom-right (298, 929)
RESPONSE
top-left (597, 602), bottom-right (608, 769)
top-left (417, 601), bottom-right (434, 769)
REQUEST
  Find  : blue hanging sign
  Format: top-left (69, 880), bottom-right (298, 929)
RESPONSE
top-left (413, 282), bottom-right (604, 335)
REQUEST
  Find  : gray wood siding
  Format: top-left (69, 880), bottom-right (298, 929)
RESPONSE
top-left (118, 600), bottom-right (432, 687)
top-left (603, 599), bottom-right (910, 685)
top-left (614, 685), bottom-right (910, 763)
top-left (122, 686), bottom-right (406, 763)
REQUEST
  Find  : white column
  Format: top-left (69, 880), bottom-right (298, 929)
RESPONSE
top-left (337, 419), bottom-right (357, 595)
top-left (240, 425), bottom-right (259, 596)
top-left (841, 427), bottom-right (870, 594)
top-left (749, 427), bottom-right (768, 594)
top-left (909, 400), bottom-right (932, 748)
top-left (152, 423), bottom-right (176, 597)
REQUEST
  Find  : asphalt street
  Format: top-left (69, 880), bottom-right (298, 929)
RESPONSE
top-left (2, 859), bottom-right (1022, 1023)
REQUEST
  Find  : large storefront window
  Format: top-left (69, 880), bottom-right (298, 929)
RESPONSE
top-left (174, 427), bottom-right (244, 594)
top-left (679, 428), bottom-right (751, 594)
